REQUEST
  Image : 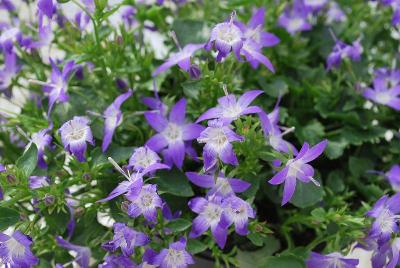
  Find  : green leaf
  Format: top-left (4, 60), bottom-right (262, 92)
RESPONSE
top-left (325, 140), bottom-right (347, 160)
top-left (348, 157), bottom-right (373, 178)
top-left (43, 207), bottom-right (70, 234)
top-left (182, 80), bottom-right (203, 99)
top-left (16, 144), bottom-right (38, 179)
top-left (290, 182), bottom-right (323, 208)
top-left (247, 233), bottom-right (264, 246)
top-left (153, 169), bottom-right (194, 197)
top-left (91, 146), bottom-right (134, 168)
top-left (263, 254), bottom-right (306, 268)
top-left (0, 207), bottom-right (20, 230)
top-left (187, 239), bottom-right (208, 254)
top-left (259, 77), bottom-right (289, 97)
top-left (296, 120), bottom-right (325, 144)
top-left (326, 170), bottom-right (345, 193)
top-left (237, 236), bottom-right (280, 267)
top-left (172, 19), bottom-right (209, 46)
top-left (165, 218), bottom-right (192, 233)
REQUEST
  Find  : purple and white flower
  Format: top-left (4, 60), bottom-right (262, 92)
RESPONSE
top-left (29, 176), bottom-right (50, 189)
top-left (145, 98), bottom-right (204, 168)
top-left (306, 252), bottom-right (359, 268)
top-left (0, 0), bottom-right (15, 11)
top-left (37, 0), bottom-right (56, 47)
top-left (186, 171), bottom-right (250, 197)
top-left (303, 0), bottom-right (328, 11)
top-left (0, 231), bottom-right (39, 267)
top-left (268, 140), bottom-right (328, 205)
top-left (385, 164), bottom-right (400, 191)
top-left (197, 119), bottom-right (243, 170)
top-left (56, 236), bottom-right (91, 268)
top-left (188, 195), bottom-right (228, 248)
top-left (0, 47), bottom-right (19, 91)
top-left (102, 89), bottom-right (133, 152)
top-left (127, 184), bottom-right (162, 223)
top-left (153, 237), bottom-right (194, 268)
top-left (327, 39), bottom-right (363, 70)
top-left (278, 0), bottom-right (312, 35)
top-left (220, 195), bottom-right (255, 236)
top-left (240, 38), bottom-right (275, 71)
top-left (99, 254), bottom-right (136, 268)
top-left (362, 81), bottom-right (400, 111)
top-left (326, 2), bottom-right (346, 24)
top-left (196, 90), bottom-right (263, 123)
top-left (59, 116), bottom-right (94, 162)
top-left (138, 248), bottom-right (158, 268)
top-left (128, 146), bottom-right (169, 174)
top-left (31, 129), bottom-right (52, 169)
top-left (102, 223), bottom-right (149, 256)
top-left (374, 68), bottom-right (400, 90)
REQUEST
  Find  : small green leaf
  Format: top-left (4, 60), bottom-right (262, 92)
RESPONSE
top-left (263, 254), bottom-right (306, 268)
top-left (172, 19), bottom-right (209, 46)
top-left (154, 169), bottom-right (194, 197)
top-left (16, 144), bottom-right (38, 179)
top-left (348, 157), bottom-right (373, 178)
top-left (0, 206), bottom-right (20, 230)
top-left (290, 182), bottom-right (323, 208)
top-left (326, 170), bottom-right (345, 193)
top-left (43, 207), bottom-right (70, 234)
top-left (247, 233), bottom-right (264, 246)
top-left (187, 239), bottom-right (207, 254)
top-left (165, 218), bottom-right (192, 233)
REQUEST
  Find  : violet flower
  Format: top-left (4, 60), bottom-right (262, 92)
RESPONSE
top-left (37, 0), bottom-right (55, 47)
top-left (366, 193), bottom-right (400, 244)
top-left (197, 119), bottom-right (243, 171)
top-left (196, 90), bottom-right (263, 123)
top-left (240, 38), bottom-right (275, 71)
top-left (220, 195), bottom-right (255, 236)
top-left (326, 2), bottom-right (346, 24)
top-left (385, 164), bottom-right (400, 191)
top-left (186, 171), bottom-right (250, 197)
top-left (303, 0), bottom-right (328, 11)
top-left (278, 0), bottom-right (312, 35)
top-left (205, 12), bottom-right (244, 62)
top-left (0, 0), bottom-right (15, 11)
top-left (99, 255), bottom-right (136, 268)
top-left (326, 39), bottom-right (363, 70)
top-left (127, 184), bottom-right (162, 223)
top-left (0, 231), bottom-right (39, 267)
top-left (388, 238), bottom-right (400, 268)
top-left (31, 129), bottom-right (52, 168)
top-left (102, 89), bottom-right (133, 152)
top-left (268, 140), bottom-right (328, 205)
top-left (41, 59), bottom-right (77, 114)
top-left (56, 236), bottom-right (91, 268)
top-left (128, 146), bottom-right (170, 174)
top-left (145, 98), bottom-right (204, 168)
top-left (153, 238), bottom-right (194, 267)
top-left (362, 81), bottom-right (400, 111)
top-left (58, 116), bottom-right (94, 162)
top-left (152, 43), bottom-right (204, 77)
top-left (138, 248), bottom-right (158, 268)
top-left (29, 175), bottom-right (50, 189)
top-left (374, 68), bottom-right (400, 90)
top-left (102, 223), bottom-right (149, 256)
top-left (188, 195), bottom-right (228, 248)
top-left (0, 164), bottom-right (5, 172)
top-left (0, 47), bottom-right (20, 91)
top-left (306, 252), bottom-right (359, 268)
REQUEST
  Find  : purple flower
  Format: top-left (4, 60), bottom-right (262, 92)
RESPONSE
top-left (326, 2), bottom-right (346, 24)
top-left (386, 165), bottom-right (400, 191)
top-left (196, 90), bottom-right (263, 123)
top-left (362, 82), bottom-right (400, 111)
top-left (0, 231), bottom-right (39, 267)
top-left (99, 255), bottom-right (136, 268)
top-left (327, 39), bottom-right (363, 70)
top-left (0, 27), bottom-right (21, 47)
top-left (29, 175), bottom-right (50, 189)
top-left (102, 223), bottom-right (149, 256)
top-left (145, 98), bottom-right (204, 168)
top-left (152, 43), bottom-right (204, 77)
top-left (120, 6), bottom-right (137, 30)
top-left (0, 0), bottom-right (15, 11)
top-left (197, 119), bottom-right (243, 170)
top-left (278, 0), bottom-right (312, 35)
top-left (42, 59), bottom-right (77, 114)
top-left (0, 164), bottom-right (5, 172)
top-left (102, 89), bottom-right (133, 152)
top-left (153, 238), bottom-right (194, 268)
top-left (31, 129), bottom-right (52, 168)
top-left (268, 140), bottom-right (328, 205)
top-left (388, 238), bottom-right (400, 268)
top-left (366, 193), bottom-right (400, 244)
top-left (186, 171), bottom-right (250, 197)
top-left (205, 12), bottom-right (244, 62)
top-left (127, 184), bottom-right (162, 223)
top-left (220, 195), bottom-right (255, 235)
top-left (0, 47), bottom-right (19, 91)
top-left (188, 195), bottom-right (228, 248)
top-left (58, 116), bottom-right (94, 162)
top-left (303, 0), bottom-right (328, 11)
top-left (306, 252), bottom-right (359, 268)
top-left (56, 236), bottom-right (91, 268)
top-left (138, 248), bottom-right (157, 268)
top-left (37, 0), bottom-right (55, 47)
top-left (128, 146), bottom-right (169, 174)
top-left (240, 38), bottom-right (275, 71)
top-left (374, 68), bottom-right (400, 90)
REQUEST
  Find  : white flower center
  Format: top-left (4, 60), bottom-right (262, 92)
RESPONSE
top-left (222, 103), bottom-right (242, 120)
top-left (202, 203), bottom-right (223, 226)
top-left (215, 177), bottom-right (233, 195)
top-left (216, 24), bottom-right (242, 44)
top-left (162, 123), bottom-right (182, 143)
top-left (287, 159), bottom-right (303, 178)
top-left (198, 127), bottom-right (228, 153)
top-left (66, 124), bottom-right (88, 142)
top-left (377, 208), bottom-right (398, 234)
top-left (5, 237), bottom-right (25, 259)
top-left (133, 150), bottom-right (157, 169)
top-left (139, 193), bottom-right (153, 208)
top-left (165, 248), bottom-right (185, 267)
top-left (375, 91), bottom-right (391, 104)
top-left (288, 18), bottom-right (304, 32)
top-left (304, 0), bottom-right (326, 6)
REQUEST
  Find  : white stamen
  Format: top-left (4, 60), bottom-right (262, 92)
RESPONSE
top-left (108, 157), bottom-right (130, 181)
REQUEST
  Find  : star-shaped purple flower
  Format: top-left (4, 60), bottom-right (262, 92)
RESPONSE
top-left (152, 238), bottom-right (194, 268)
top-left (278, 0), bottom-right (312, 35)
top-left (0, 47), bottom-right (20, 91)
top-left (56, 236), bottom-right (91, 268)
top-left (268, 140), bottom-right (328, 205)
top-left (220, 195), bottom-right (255, 236)
top-left (327, 39), bottom-right (363, 70)
top-left (362, 82), bottom-right (400, 111)
top-left (0, 231), bottom-right (39, 267)
top-left (145, 98), bottom-right (204, 168)
top-left (31, 129), bottom-right (52, 169)
top-left (127, 184), bottom-right (162, 223)
top-left (128, 146), bottom-right (169, 174)
top-left (306, 252), bottom-right (359, 268)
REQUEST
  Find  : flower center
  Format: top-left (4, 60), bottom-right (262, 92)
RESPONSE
top-left (375, 91), bottom-right (391, 104)
top-left (222, 103), bottom-right (242, 120)
top-left (166, 248), bottom-right (185, 266)
top-left (5, 237), bottom-right (25, 258)
top-left (288, 18), bottom-right (304, 32)
top-left (162, 123), bottom-right (182, 143)
top-left (377, 208), bottom-right (398, 234)
top-left (66, 124), bottom-right (87, 141)
top-left (199, 127), bottom-right (228, 152)
top-left (216, 24), bottom-right (241, 44)
top-left (203, 203), bottom-right (223, 224)
top-left (140, 193), bottom-right (153, 207)
top-left (215, 177), bottom-right (233, 195)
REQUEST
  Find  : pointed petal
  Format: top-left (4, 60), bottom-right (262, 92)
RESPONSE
top-left (169, 98), bottom-right (186, 124)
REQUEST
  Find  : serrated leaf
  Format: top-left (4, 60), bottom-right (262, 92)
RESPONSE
top-left (165, 218), bottom-right (192, 233)
top-left (0, 206), bottom-right (20, 230)
top-left (16, 144), bottom-right (38, 179)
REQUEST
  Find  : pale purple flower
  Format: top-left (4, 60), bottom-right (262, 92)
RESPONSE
top-left (152, 43), bottom-right (204, 77)
top-left (0, 0), bottom-right (15, 11)
top-left (303, 0), bottom-right (328, 11)
top-left (240, 38), bottom-right (275, 71)
top-left (99, 255), bottom-right (136, 268)
top-left (220, 195), bottom-right (255, 236)
top-left (197, 119), bottom-right (243, 170)
top-left (326, 2), bottom-right (346, 24)
top-left (145, 98), bottom-right (204, 168)
top-left (374, 68), bottom-right (400, 90)
top-left (37, 0), bottom-right (55, 47)
top-left (327, 39), bottom-right (363, 70)
top-left (0, 231), bottom-right (39, 267)
top-left (120, 6), bottom-right (137, 30)
top-left (186, 172), bottom-right (250, 197)
top-left (128, 146), bottom-right (169, 174)
top-left (188, 195), bottom-right (228, 248)
top-left (362, 82), bottom-right (400, 111)
top-left (102, 223), bottom-right (149, 256)
top-left (388, 238), bottom-right (400, 268)
top-left (102, 89), bottom-right (133, 152)
top-left (0, 27), bottom-right (22, 47)
top-left (31, 129), bottom-right (52, 168)
top-left (42, 59), bottom-right (77, 114)
top-left (29, 175), bottom-right (50, 189)
top-left (74, 11), bottom-right (91, 31)
top-left (153, 238), bottom-right (194, 268)
top-left (56, 236), bottom-right (91, 268)
top-left (138, 248), bottom-right (157, 268)
top-left (366, 193), bottom-right (400, 244)
top-left (0, 164), bottom-right (5, 172)
top-left (306, 252), bottom-right (359, 268)
top-left (205, 12), bottom-right (244, 62)
top-left (196, 90), bottom-right (263, 123)
top-left (386, 165), bottom-right (400, 191)
top-left (58, 116), bottom-right (94, 162)
top-left (268, 140), bottom-right (328, 205)
top-left (127, 184), bottom-right (162, 223)
top-left (0, 47), bottom-right (20, 91)
top-left (278, 0), bottom-right (312, 35)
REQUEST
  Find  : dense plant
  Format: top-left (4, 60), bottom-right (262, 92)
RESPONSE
top-left (1, 0), bottom-right (400, 267)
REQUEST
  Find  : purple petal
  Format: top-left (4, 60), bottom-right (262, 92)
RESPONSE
top-left (186, 172), bottom-right (214, 188)
top-left (220, 143), bottom-right (238, 166)
top-left (168, 141), bottom-right (185, 168)
top-left (301, 140), bottom-right (328, 163)
top-left (97, 181), bottom-right (131, 202)
top-left (229, 178), bottom-right (251, 192)
top-left (211, 225), bottom-right (228, 249)
top-left (144, 112), bottom-right (168, 132)
top-left (248, 7), bottom-right (265, 29)
top-left (182, 123), bottom-right (204, 141)
top-left (196, 107), bottom-right (222, 123)
top-left (282, 176), bottom-right (297, 205)
top-left (238, 89), bottom-right (263, 108)
top-left (189, 216), bottom-right (209, 238)
top-left (188, 197), bottom-right (207, 213)
top-left (169, 98), bottom-right (186, 124)
top-left (269, 167), bottom-right (288, 185)
top-left (146, 134), bottom-right (168, 152)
